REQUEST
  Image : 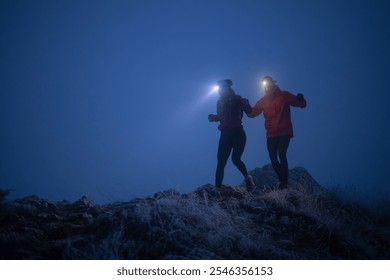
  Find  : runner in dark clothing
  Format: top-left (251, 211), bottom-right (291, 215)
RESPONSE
top-left (208, 79), bottom-right (255, 188)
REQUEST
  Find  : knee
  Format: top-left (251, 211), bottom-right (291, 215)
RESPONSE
top-left (231, 156), bottom-right (241, 166)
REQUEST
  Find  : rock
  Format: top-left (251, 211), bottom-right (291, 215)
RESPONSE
top-left (153, 189), bottom-right (181, 199)
top-left (72, 196), bottom-right (93, 209)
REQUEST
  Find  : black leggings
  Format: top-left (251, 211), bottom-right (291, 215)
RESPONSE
top-left (216, 127), bottom-right (248, 187)
top-left (267, 135), bottom-right (291, 185)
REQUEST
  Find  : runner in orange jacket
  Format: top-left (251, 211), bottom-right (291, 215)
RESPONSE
top-left (248, 76), bottom-right (307, 188)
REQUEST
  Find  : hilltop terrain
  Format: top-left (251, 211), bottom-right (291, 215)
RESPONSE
top-left (0, 165), bottom-right (389, 259)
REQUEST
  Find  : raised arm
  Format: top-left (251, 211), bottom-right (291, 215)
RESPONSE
top-left (247, 100), bottom-right (263, 118)
top-left (287, 92), bottom-right (307, 108)
top-left (296, 93), bottom-right (307, 108)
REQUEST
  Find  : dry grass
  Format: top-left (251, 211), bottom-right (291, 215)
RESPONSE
top-left (1, 184), bottom-right (389, 259)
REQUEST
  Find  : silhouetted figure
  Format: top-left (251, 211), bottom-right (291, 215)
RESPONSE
top-left (248, 76), bottom-right (306, 188)
top-left (208, 79), bottom-right (255, 188)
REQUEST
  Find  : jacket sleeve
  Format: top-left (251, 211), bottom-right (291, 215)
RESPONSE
top-left (213, 100), bottom-right (221, 121)
top-left (247, 99), bottom-right (263, 118)
top-left (286, 92), bottom-right (306, 108)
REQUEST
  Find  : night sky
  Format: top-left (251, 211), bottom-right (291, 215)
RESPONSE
top-left (1, 0), bottom-right (389, 203)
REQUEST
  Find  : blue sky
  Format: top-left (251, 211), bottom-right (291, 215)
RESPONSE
top-left (1, 0), bottom-right (389, 203)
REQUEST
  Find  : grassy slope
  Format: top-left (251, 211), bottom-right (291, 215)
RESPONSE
top-left (1, 179), bottom-right (389, 259)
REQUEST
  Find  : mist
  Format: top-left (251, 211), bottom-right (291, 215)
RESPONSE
top-left (1, 0), bottom-right (389, 204)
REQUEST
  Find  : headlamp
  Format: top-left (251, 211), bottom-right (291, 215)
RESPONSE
top-left (261, 76), bottom-right (276, 90)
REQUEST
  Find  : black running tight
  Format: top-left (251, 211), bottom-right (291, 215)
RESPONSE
top-left (215, 127), bottom-right (248, 187)
top-left (266, 135), bottom-right (291, 185)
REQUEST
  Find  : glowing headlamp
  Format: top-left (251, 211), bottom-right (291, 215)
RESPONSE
top-left (261, 76), bottom-right (276, 90)
top-left (207, 84), bottom-right (220, 96)
top-left (210, 79), bottom-right (232, 95)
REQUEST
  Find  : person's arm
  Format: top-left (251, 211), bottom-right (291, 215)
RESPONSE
top-left (208, 114), bottom-right (220, 122)
top-left (296, 93), bottom-right (307, 108)
top-left (286, 92), bottom-right (307, 108)
top-left (240, 97), bottom-right (253, 115)
top-left (208, 100), bottom-right (221, 122)
top-left (247, 100), bottom-right (263, 118)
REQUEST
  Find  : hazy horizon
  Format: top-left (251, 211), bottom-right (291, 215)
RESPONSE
top-left (1, 0), bottom-right (389, 203)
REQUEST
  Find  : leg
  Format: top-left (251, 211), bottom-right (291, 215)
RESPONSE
top-left (267, 137), bottom-right (282, 182)
top-left (216, 131), bottom-right (233, 187)
top-left (277, 136), bottom-right (291, 185)
top-left (231, 128), bottom-right (248, 178)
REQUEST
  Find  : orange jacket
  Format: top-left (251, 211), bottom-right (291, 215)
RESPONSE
top-left (249, 86), bottom-right (306, 138)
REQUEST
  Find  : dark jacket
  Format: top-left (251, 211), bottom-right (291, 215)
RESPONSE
top-left (215, 92), bottom-right (252, 131)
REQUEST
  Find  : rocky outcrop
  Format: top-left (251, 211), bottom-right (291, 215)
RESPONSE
top-left (245, 164), bottom-right (321, 189)
top-left (0, 165), bottom-right (389, 259)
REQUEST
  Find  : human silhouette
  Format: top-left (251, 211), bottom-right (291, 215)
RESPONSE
top-left (208, 79), bottom-right (255, 188)
top-left (248, 76), bottom-right (307, 188)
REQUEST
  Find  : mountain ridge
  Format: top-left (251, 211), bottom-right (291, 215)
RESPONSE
top-left (1, 165), bottom-right (389, 259)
